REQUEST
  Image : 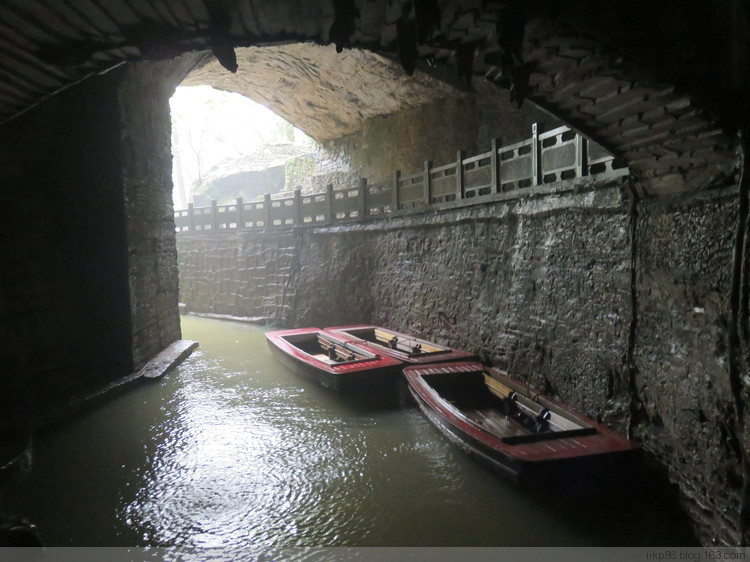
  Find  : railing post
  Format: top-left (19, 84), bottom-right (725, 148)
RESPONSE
top-left (531, 123), bottom-right (539, 186)
top-left (393, 171), bottom-right (401, 212)
top-left (236, 197), bottom-right (243, 229)
top-left (577, 134), bottom-right (587, 177)
top-left (211, 199), bottom-right (218, 230)
top-left (188, 202), bottom-right (195, 231)
top-left (294, 189), bottom-right (302, 225)
top-left (327, 184), bottom-right (334, 224)
top-left (264, 193), bottom-right (272, 228)
top-left (424, 160), bottom-right (432, 205)
top-left (491, 138), bottom-right (500, 194)
top-left (456, 150), bottom-right (465, 200)
top-left (358, 178), bottom-right (367, 219)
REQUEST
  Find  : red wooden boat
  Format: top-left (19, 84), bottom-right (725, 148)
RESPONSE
top-left (404, 361), bottom-right (636, 485)
top-left (265, 328), bottom-right (403, 393)
top-left (325, 325), bottom-right (477, 364)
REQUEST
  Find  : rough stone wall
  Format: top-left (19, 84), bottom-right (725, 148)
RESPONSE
top-left (177, 230), bottom-right (298, 325)
top-left (118, 56), bottom-right (201, 368)
top-left (293, 179), bottom-right (633, 426)
top-left (0, 67), bottom-right (132, 430)
top-left (348, 95), bottom-right (479, 185)
top-left (472, 81), bottom-right (563, 152)
top-left (0, 55), bottom-right (204, 435)
top-left (382, 188), bottom-right (631, 423)
top-left (633, 189), bottom-right (740, 545)
top-left (293, 95), bottom-right (480, 194)
top-left (299, 86), bottom-right (555, 193)
top-left (290, 230), bottom-right (377, 328)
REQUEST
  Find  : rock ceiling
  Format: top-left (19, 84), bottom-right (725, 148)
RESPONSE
top-left (181, 44), bottom-right (461, 143)
top-left (0, 0), bottom-right (744, 195)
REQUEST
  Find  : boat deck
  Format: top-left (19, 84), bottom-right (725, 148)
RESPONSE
top-left (466, 408), bottom-right (529, 441)
top-left (405, 361), bottom-right (635, 465)
top-left (265, 327), bottom-right (404, 393)
top-left (326, 325), bottom-right (478, 364)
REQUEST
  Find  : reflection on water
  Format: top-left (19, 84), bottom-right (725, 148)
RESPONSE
top-left (1, 316), bottom-right (696, 547)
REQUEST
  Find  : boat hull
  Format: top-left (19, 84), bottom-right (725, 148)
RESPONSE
top-left (265, 328), bottom-right (404, 393)
top-left (404, 362), bottom-right (636, 486)
top-left (408, 384), bottom-right (524, 481)
top-left (325, 325), bottom-right (477, 364)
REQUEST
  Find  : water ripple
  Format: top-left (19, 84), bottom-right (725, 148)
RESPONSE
top-left (1, 317), bottom-right (692, 547)
top-left (123, 346), bottom-right (391, 548)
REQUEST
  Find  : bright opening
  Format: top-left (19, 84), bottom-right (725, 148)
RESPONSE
top-left (170, 85), bottom-right (317, 210)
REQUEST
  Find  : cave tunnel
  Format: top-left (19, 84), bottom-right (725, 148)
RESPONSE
top-left (0, 0), bottom-right (749, 548)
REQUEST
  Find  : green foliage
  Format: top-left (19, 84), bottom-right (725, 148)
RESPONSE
top-left (277, 121), bottom-right (295, 143)
top-left (285, 155), bottom-right (316, 190)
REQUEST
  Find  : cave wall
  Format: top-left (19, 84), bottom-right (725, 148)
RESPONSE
top-left (177, 230), bottom-right (298, 324)
top-left (633, 189), bottom-right (740, 545)
top-left (0, 69), bottom-right (132, 431)
top-left (118, 57), bottom-right (200, 368)
top-left (0, 56), bottom-right (198, 435)
top-left (296, 85), bottom-right (557, 193)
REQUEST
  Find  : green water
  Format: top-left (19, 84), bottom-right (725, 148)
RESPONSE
top-left (1, 316), bottom-right (696, 547)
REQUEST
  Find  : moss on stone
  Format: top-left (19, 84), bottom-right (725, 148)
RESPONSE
top-left (285, 155), bottom-right (316, 190)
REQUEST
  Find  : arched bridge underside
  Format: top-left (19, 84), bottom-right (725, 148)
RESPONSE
top-left (0, 1), bottom-right (745, 197)
top-left (503, 19), bottom-right (740, 196)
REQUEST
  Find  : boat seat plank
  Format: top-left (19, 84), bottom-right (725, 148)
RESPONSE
top-left (373, 328), bottom-right (445, 354)
top-left (373, 328), bottom-right (392, 340)
top-left (484, 374), bottom-right (585, 432)
top-left (484, 375), bottom-right (544, 417)
top-left (546, 411), bottom-right (585, 432)
top-left (317, 337), bottom-right (360, 361)
top-left (484, 375), bottom-right (514, 399)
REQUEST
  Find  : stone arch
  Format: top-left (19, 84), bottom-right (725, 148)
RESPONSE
top-left (1, 2), bottom-right (743, 200)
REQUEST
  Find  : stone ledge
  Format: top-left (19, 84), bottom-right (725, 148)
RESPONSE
top-left (37, 339), bottom-right (199, 430)
top-left (138, 340), bottom-right (199, 380)
top-left (183, 312), bottom-right (271, 325)
top-left (1, 340), bottom-right (199, 475)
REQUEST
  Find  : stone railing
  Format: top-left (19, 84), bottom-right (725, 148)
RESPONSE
top-left (174, 124), bottom-right (628, 232)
